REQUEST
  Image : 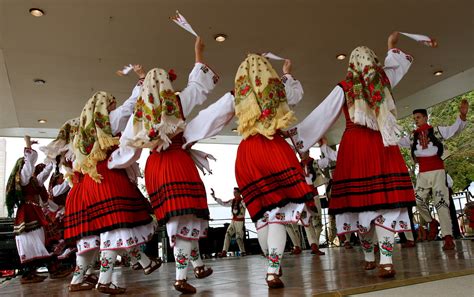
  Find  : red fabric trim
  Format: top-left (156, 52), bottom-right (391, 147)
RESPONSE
top-left (417, 156), bottom-right (444, 172)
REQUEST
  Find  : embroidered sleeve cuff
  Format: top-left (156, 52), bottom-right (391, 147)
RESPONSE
top-left (194, 62), bottom-right (220, 85)
top-left (388, 48), bottom-right (414, 63)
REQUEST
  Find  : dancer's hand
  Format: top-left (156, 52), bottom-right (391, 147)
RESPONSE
top-left (460, 99), bottom-right (469, 121)
top-left (195, 36), bottom-right (205, 63)
top-left (133, 64), bottom-right (146, 79)
top-left (283, 59), bottom-right (292, 75)
top-left (388, 31), bottom-right (400, 50)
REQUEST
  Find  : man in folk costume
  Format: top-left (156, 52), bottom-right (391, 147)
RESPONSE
top-left (298, 142), bottom-right (338, 255)
top-left (181, 55), bottom-right (311, 288)
top-left (6, 136), bottom-right (59, 283)
top-left (288, 32), bottom-right (417, 278)
top-left (72, 76), bottom-right (162, 294)
top-left (212, 187), bottom-right (247, 257)
top-left (398, 99), bottom-right (469, 249)
top-left (108, 36), bottom-right (219, 294)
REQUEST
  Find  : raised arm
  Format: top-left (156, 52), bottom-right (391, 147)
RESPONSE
top-left (36, 163), bottom-right (53, 186)
top-left (183, 92), bottom-right (235, 148)
top-left (211, 189), bottom-right (232, 207)
top-left (289, 86), bottom-right (345, 153)
top-left (282, 59), bottom-right (304, 105)
top-left (20, 136), bottom-right (38, 186)
top-left (52, 182), bottom-right (71, 197)
top-left (108, 115), bottom-right (143, 169)
top-left (384, 32), bottom-right (414, 88)
top-left (180, 37), bottom-right (220, 117)
top-left (437, 99), bottom-right (469, 140)
top-left (109, 65), bottom-right (146, 135)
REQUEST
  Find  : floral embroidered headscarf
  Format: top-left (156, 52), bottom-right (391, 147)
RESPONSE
top-left (41, 117), bottom-right (80, 162)
top-left (340, 46), bottom-right (400, 146)
top-left (73, 92), bottom-right (119, 182)
top-left (127, 68), bottom-right (185, 151)
top-left (234, 54), bottom-right (295, 139)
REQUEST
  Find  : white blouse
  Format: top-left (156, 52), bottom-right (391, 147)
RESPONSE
top-left (183, 74), bottom-right (305, 147)
top-left (108, 63), bottom-right (219, 169)
top-left (20, 149), bottom-right (53, 186)
top-left (290, 48), bottom-right (414, 152)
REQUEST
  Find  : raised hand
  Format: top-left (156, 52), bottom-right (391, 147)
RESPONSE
top-left (460, 99), bottom-right (469, 121)
top-left (133, 64), bottom-right (146, 79)
top-left (388, 31), bottom-right (400, 50)
top-left (283, 59), bottom-right (292, 75)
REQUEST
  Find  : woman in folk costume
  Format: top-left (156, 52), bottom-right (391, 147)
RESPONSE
top-left (6, 136), bottom-right (56, 283)
top-left (72, 81), bottom-right (162, 294)
top-left (182, 54), bottom-right (312, 288)
top-left (288, 32), bottom-right (416, 277)
top-left (108, 36), bottom-right (219, 294)
top-left (41, 118), bottom-right (100, 290)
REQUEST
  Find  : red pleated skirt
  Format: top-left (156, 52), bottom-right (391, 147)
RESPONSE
top-left (235, 134), bottom-right (313, 222)
top-left (64, 161), bottom-right (152, 242)
top-left (329, 122), bottom-right (415, 215)
top-left (64, 173), bottom-right (87, 242)
top-left (145, 135), bottom-right (209, 225)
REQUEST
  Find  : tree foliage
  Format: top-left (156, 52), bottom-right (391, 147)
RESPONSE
top-left (398, 90), bottom-right (474, 192)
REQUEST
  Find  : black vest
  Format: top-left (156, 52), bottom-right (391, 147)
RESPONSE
top-left (411, 127), bottom-right (444, 161)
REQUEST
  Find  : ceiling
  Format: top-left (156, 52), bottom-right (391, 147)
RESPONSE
top-left (0, 0), bottom-right (473, 145)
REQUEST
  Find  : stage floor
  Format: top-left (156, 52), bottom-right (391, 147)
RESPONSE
top-left (1, 240), bottom-right (473, 296)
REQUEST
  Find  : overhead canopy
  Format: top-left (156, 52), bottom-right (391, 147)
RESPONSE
top-left (1, 0), bottom-right (473, 145)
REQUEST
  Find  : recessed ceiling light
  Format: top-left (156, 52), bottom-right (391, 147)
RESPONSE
top-left (336, 54), bottom-right (346, 60)
top-left (231, 128), bottom-right (237, 132)
top-left (33, 79), bottom-right (46, 85)
top-left (404, 105), bottom-right (409, 109)
top-left (433, 70), bottom-right (443, 76)
top-left (29, 8), bottom-right (44, 17)
top-left (174, 91), bottom-right (180, 95)
top-left (214, 34), bottom-right (227, 42)
top-left (38, 119), bottom-right (47, 124)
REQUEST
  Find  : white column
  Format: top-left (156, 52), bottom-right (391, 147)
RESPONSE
top-left (0, 138), bottom-right (6, 217)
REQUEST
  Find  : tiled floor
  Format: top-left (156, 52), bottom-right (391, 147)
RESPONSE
top-left (1, 240), bottom-right (473, 296)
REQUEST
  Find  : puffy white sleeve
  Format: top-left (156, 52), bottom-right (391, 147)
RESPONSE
top-left (282, 74), bottom-right (304, 105)
top-left (180, 63), bottom-right (219, 117)
top-left (52, 182), bottom-right (71, 197)
top-left (20, 148), bottom-right (38, 186)
top-left (108, 115), bottom-right (143, 169)
top-left (383, 48), bottom-right (414, 88)
top-left (183, 92), bottom-right (235, 147)
top-left (446, 174), bottom-right (454, 189)
top-left (437, 117), bottom-right (468, 140)
top-left (109, 83), bottom-right (142, 135)
top-left (36, 163), bottom-right (53, 185)
top-left (398, 135), bottom-right (411, 148)
top-left (289, 86), bottom-right (345, 152)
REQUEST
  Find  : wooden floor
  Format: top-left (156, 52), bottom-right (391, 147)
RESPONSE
top-left (1, 240), bottom-right (474, 296)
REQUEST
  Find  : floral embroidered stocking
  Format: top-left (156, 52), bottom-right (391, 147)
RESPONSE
top-left (71, 248), bottom-right (99, 285)
top-left (358, 227), bottom-right (376, 262)
top-left (375, 225), bottom-right (395, 267)
top-left (128, 245), bottom-right (151, 268)
top-left (189, 240), bottom-right (204, 268)
top-left (174, 238), bottom-right (192, 280)
top-left (267, 224), bottom-right (286, 279)
top-left (98, 250), bottom-right (118, 285)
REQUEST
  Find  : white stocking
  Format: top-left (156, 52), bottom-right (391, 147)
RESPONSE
top-left (375, 225), bottom-right (395, 267)
top-left (97, 250), bottom-right (118, 285)
top-left (257, 225), bottom-right (269, 256)
top-left (358, 226), bottom-right (376, 262)
top-left (174, 238), bottom-right (192, 280)
top-left (189, 240), bottom-right (204, 268)
top-left (70, 248), bottom-right (99, 284)
top-left (267, 224), bottom-right (286, 278)
top-left (127, 245), bottom-right (151, 268)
